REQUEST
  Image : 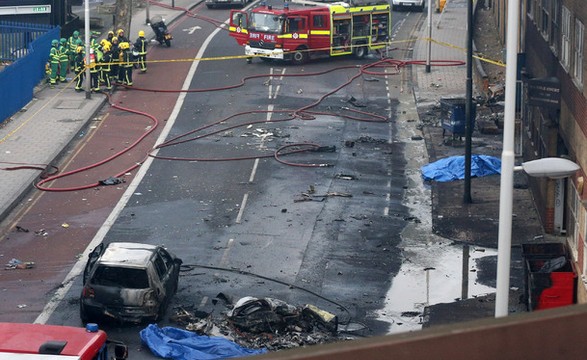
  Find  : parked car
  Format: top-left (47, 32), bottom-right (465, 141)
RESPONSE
top-left (391, 0), bottom-right (425, 12)
top-left (80, 242), bottom-right (182, 324)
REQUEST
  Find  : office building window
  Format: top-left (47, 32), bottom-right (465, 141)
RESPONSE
top-left (561, 6), bottom-right (571, 70)
top-left (573, 19), bottom-right (584, 86)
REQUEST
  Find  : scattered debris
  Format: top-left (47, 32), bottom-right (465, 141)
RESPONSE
top-left (335, 174), bottom-right (357, 180)
top-left (99, 176), bottom-right (125, 185)
top-left (295, 192), bottom-right (352, 202)
top-left (17, 304), bottom-right (27, 309)
top-left (5, 258), bottom-right (35, 270)
top-left (34, 229), bottom-right (48, 237)
top-left (356, 135), bottom-right (387, 144)
top-left (61, 223), bottom-right (70, 228)
top-left (169, 296), bottom-right (343, 352)
top-left (363, 77), bottom-right (380, 82)
top-left (346, 96), bottom-right (366, 107)
top-left (15, 226), bottom-right (29, 233)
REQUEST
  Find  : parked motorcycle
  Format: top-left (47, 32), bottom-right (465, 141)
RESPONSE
top-left (149, 15), bottom-right (172, 47)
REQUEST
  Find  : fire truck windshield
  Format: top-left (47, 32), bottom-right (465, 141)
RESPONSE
top-left (249, 13), bottom-right (284, 33)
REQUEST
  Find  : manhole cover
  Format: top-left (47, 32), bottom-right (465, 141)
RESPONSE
top-left (55, 100), bottom-right (84, 110)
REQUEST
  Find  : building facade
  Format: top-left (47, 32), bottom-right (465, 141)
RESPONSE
top-left (489, 0), bottom-right (586, 302)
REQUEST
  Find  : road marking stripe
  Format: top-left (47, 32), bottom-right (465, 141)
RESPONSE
top-left (235, 194), bottom-right (248, 224)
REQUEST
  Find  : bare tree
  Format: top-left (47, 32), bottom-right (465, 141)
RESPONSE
top-left (113, 0), bottom-right (133, 36)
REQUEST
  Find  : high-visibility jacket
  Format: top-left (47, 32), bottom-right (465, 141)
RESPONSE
top-left (59, 44), bottom-right (69, 62)
top-left (134, 37), bottom-right (148, 55)
top-left (49, 47), bottom-right (59, 64)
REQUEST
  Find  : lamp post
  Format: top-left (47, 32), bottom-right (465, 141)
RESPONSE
top-left (495, 156), bottom-right (580, 318)
top-left (84, 0), bottom-right (91, 98)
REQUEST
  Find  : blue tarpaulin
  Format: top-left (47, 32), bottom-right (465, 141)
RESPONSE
top-left (140, 324), bottom-right (267, 360)
top-left (421, 155), bottom-right (501, 182)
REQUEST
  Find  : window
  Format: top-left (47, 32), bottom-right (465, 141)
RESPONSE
top-left (528, 0), bottom-right (534, 20)
top-left (573, 19), bottom-right (584, 86)
top-left (92, 266), bottom-right (149, 289)
top-left (154, 255), bottom-right (167, 280)
top-left (541, 0), bottom-right (549, 39)
top-left (550, 0), bottom-right (560, 54)
top-left (313, 15), bottom-right (326, 28)
top-left (561, 6), bottom-right (571, 70)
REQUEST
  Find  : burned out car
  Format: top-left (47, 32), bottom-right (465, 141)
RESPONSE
top-left (80, 242), bottom-right (182, 324)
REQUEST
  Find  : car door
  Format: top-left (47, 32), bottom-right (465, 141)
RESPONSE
top-left (157, 249), bottom-right (178, 295)
top-left (83, 243), bottom-right (104, 284)
top-left (229, 10), bottom-right (249, 46)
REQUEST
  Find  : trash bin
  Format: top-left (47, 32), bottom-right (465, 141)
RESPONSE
top-left (521, 243), bottom-right (576, 311)
top-left (439, 98), bottom-right (476, 138)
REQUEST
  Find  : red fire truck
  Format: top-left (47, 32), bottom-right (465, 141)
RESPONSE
top-left (0, 322), bottom-right (128, 360)
top-left (229, 0), bottom-right (391, 64)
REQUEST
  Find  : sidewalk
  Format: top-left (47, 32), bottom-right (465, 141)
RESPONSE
top-left (0, 0), bottom-right (198, 221)
top-left (0, 0), bottom-right (554, 322)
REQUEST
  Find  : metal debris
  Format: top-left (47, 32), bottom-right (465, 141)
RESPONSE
top-left (5, 258), bottom-right (35, 270)
top-left (170, 296), bottom-right (343, 351)
top-left (99, 176), bottom-right (125, 185)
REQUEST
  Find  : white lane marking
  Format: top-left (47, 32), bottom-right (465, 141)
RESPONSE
top-left (34, 20), bottom-right (225, 325)
top-left (235, 193), bottom-right (249, 224)
top-left (249, 159), bottom-right (260, 183)
top-left (220, 238), bottom-right (235, 265)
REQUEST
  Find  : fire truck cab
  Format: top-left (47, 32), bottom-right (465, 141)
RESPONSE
top-left (229, 0), bottom-right (391, 64)
top-left (0, 323), bottom-right (128, 360)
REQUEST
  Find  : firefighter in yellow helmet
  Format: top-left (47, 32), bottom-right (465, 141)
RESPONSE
top-left (134, 30), bottom-right (148, 72)
top-left (73, 45), bottom-right (85, 91)
top-left (116, 28), bottom-right (129, 43)
top-left (100, 42), bottom-right (113, 91)
top-left (118, 42), bottom-right (133, 86)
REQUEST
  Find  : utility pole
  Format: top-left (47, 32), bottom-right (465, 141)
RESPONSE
top-left (464, 0), bottom-right (473, 204)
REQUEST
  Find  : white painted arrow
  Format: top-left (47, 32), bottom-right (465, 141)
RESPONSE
top-left (183, 26), bottom-right (202, 34)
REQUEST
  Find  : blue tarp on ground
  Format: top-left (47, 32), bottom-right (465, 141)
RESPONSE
top-left (421, 155), bottom-right (502, 182)
top-left (140, 324), bottom-right (267, 360)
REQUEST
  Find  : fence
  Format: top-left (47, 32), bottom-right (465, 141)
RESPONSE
top-left (0, 21), bottom-right (60, 125)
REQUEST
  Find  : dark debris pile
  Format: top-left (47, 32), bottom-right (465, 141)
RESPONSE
top-left (170, 295), bottom-right (348, 351)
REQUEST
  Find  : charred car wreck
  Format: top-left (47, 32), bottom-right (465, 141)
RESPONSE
top-left (80, 242), bottom-right (182, 324)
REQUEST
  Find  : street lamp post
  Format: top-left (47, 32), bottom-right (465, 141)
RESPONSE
top-left (495, 157), bottom-right (579, 317)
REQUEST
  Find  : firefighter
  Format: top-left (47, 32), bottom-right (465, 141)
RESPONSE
top-left (118, 42), bottom-right (133, 86)
top-left (68, 30), bottom-right (81, 68)
top-left (73, 45), bottom-right (85, 92)
top-left (100, 42), bottom-right (113, 91)
top-left (58, 38), bottom-right (69, 82)
top-left (98, 39), bottom-right (111, 84)
top-left (107, 30), bottom-right (115, 43)
top-left (48, 39), bottom-right (60, 88)
top-left (110, 37), bottom-right (120, 84)
top-left (116, 28), bottom-right (129, 43)
top-left (134, 30), bottom-right (148, 73)
top-left (89, 48), bottom-right (100, 92)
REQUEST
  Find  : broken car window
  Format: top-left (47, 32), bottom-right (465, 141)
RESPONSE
top-left (92, 266), bottom-right (150, 289)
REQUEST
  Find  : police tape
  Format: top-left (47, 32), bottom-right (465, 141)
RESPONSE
top-left (420, 37), bottom-right (505, 67)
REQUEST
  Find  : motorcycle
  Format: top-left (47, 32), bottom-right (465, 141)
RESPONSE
top-left (149, 15), bottom-right (172, 47)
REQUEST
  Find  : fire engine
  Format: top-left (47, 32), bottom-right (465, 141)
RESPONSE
top-left (0, 322), bottom-right (127, 360)
top-left (228, 0), bottom-right (391, 64)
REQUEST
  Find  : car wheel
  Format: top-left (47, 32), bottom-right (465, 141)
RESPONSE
top-left (291, 47), bottom-right (308, 65)
top-left (354, 44), bottom-right (368, 59)
top-left (206, 3), bottom-right (214, 8)
top-left (391, 4), bottom-right (397, 11)
top-left (419, 4), bottom-right (425, 12)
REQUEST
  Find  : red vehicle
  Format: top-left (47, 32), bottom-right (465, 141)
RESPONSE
top-left (0, 322), bottom-right (127, 360)
top-left (229, 0), bottom-right (391, 64)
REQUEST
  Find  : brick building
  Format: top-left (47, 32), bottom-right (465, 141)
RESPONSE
top-left (489, 0), bottom-right (586, 302)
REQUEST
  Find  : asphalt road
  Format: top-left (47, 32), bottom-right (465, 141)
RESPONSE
top-left (0, 3), bottom-right (443, 356)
